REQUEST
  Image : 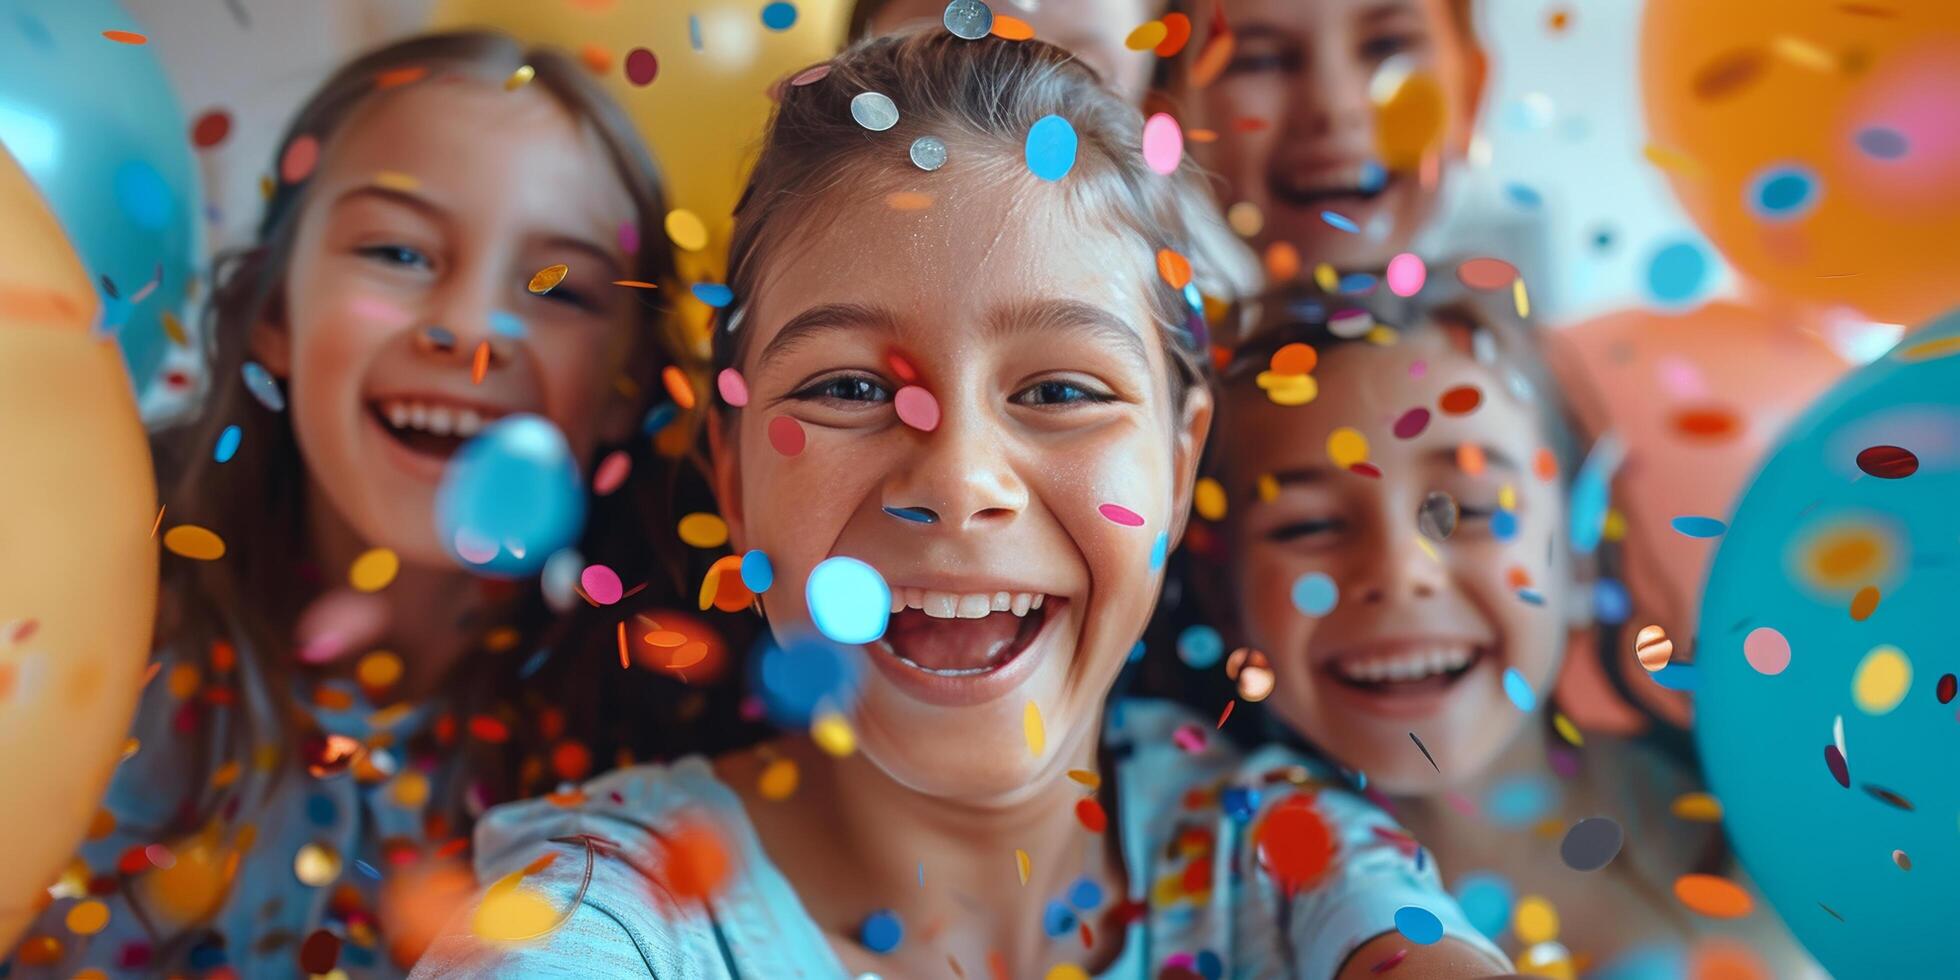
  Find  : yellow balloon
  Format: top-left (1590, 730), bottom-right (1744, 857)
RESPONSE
top-left (0, 144), bottom-right (157, 950)
top-left (430, 0), bottom-right (851, 344)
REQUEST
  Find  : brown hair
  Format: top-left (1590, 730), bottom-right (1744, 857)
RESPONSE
top-left (711, 28), bottom-right (1251, 414)
top-left (150, 31), bottom-right (685, 843)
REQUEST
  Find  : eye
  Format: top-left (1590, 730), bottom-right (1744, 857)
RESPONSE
top-left (1265, 517), bottom-right (1345, 543)
top-left (1361, 32), bottom-right (1425, 62)
top-left (1456, 504), bottom-right (1499, 522)
top-left (534, 285), bottom-right (598, 311)
top-left (1013, 379), bottom-right (1113, 407)
top-left (356, 244), bottom-right (433, 271)
top-left (792, 373), bottom-right (892, 405)
top-left (1224, 49), bottom-right (1298, 76)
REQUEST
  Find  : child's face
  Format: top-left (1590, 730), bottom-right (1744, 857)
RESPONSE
top-left (1181, 0), bottom-right (1481, 268)
top-left (866, 0), bottom-right (1159, 103)
top-left (1216, 327), bottom-right (1567, 793)
top-left (257, 80), bottom-right (638, 568)
top-left (716, 185), bottom-right (1207, 802)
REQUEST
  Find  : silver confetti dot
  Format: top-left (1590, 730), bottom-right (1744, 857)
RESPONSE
top-left (1417, 490), bottom-right (1459, 541)
top-left (909, 136), bottom-right (948, 171)
top-left (850, 91), bottom-right (900, 132)
top-left (942, 0), bottom-right (994, 40)
top-left (241, 361), bottom-right (285, 412)
top-left (1558, 816), bottom-right (1624, 872)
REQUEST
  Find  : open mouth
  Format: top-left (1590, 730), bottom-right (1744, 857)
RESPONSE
top-left (1323, 643), bottom-right (1488, 698)
top-left (1268, 168), bottom-right (1398, 210)
top-left (872, 588), bottom-right (1058, 678)
top-left (368, 397), bottom-right (508, 460)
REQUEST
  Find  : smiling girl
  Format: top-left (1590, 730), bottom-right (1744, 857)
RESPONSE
top-left (415, 28), bottom-right (1503, 980)
top-left (8, 32), bottom-right (686, 978)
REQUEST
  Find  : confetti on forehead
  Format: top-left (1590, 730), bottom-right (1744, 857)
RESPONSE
top-left (943, 0), bottom-right (993, 40)
top-left (1025, 115), bottom-right (1077, 181)
top-left (850, 91), bottom-right (899, 132)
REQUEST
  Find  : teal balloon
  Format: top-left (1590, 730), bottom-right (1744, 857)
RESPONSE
top-left (1697, 309), bottom-right (1960, 978)
top-left (0, 0), bottom-right (200, 392)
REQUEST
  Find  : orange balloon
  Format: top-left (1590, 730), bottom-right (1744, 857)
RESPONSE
top-left (1549, 302), bottom-right (1845, 732)
top-left (1642, 0), bottom-right (1960, 324)
top-left (0, 144), bottom-right (157, 950)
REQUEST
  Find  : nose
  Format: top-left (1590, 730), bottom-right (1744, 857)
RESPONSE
top-left (881, 408), bottom-right (1027, 532)
top-left (1284, 40), bottom-right (1373, 144)
top-left (1354, 523), bottom-right (1445, 605)
top-left (412, 264), bottom-right (517, 371)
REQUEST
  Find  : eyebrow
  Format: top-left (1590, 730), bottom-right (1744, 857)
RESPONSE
top-left (756, 302), bottom-right (904, 369)
top-left (332, 185), bottom-right (625, 279)
top-left (541, 234), bottom-right (625, 280)
top-left (1358, 0), bottom-right (1423, 25)
top-left (754, 298), bottom-right (1150, 372)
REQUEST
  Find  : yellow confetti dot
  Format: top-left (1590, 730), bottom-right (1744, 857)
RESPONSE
top-left (1257, 473), bottom-right (1280, 503)
top-left (1771, 34), bottom-right (1836, 72)
top-left (665, 209), bottom-right (709, 252)
top-left (1015, 848), bottom-right (1031, 885)
top-left (758, 757), bottom-right (799, 801)
top-left (1046, 965), bottom-right (1090, 980)
top-left (1514, 895), bottom-right (1559, 944)
top-left (473, 875), bottom-right (559, 941)
top-left (1024, 700), bottom-right (1045, 757)
top-left (1413, 534), bottom-right (1440, 563)
top-left (374, 170), bottom-right (420, 192)
top-left (293, 842), bottom-right (342, 887)
top-left (167, 663), bottom-right (201, 699)
top-left (1670, 792), bottom-right (1723, 822)
top-left (1641, 143), bottom-right (1702, 177)
top-left (1552, 712), bottom-right (1583, 747)
top-left (1372, 64), bottom-right (1446, 170)
top-left (391, 770), bottom-right (430, 809)
top-left (1513, 277), bottom-right (1531, 318)
top-left (1314, 262), bottom-right (1340, 293)
top-left (527, 263), bottom-right (569, 294)
top-left (163, 525), bottom-right (226, 560)
top-left (1499, 483), bottom-right (1518, 511)
top-left (211, 760), bottom-right (241, 788)
top-left (1852, 645), bottom-right (1911, 714)
top-left (1226, 201), bottom-right (1263, 237)
top-left (503, 64), bottom-right (536, 90)
top-left (65, 899), bottom-right (110, 936)
top-left (1256, 371), bottom-right (1318, 406)
top-left (349, 547), bottom-right (399, 592)
top-left (677, 512), bottom-right (730, 549)
top-left (1327, 427), bottom-right (1369, 469)
top-left (812, 711), bottom-right (856, 756)
top-left (1602, 508), bottom-right (1627, 542)
top-left (1194, 477), bottom-right (1227, 521)
top-left (1123, 20), bottom-right (1168, 51)
top-left (1066, 769), bottom-right (1101, 790)
top-left (162, 310), bottom-right (187, 346)
top-left (356, 650), bottom-right (403, 689)
top-left (1365, 324), bottom-right (1399, 346)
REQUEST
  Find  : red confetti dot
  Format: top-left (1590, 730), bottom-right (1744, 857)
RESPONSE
top-left (767, 415), bottom-right (806, 456)
top-left (467, 715), bottom-right (509, 742)
top-left (298, 929), bottom-right (341, 975)
top-left (1824, 744), bottom-right (1850, 788)
top-left (1455, 257), bottom-right (1519, 291)
top-left (1937, 673), bottom-right (1956, 704)
top-left (624, 47), bottom-right (658, 86)
top-left (1075, 797), bottom-right (1108, 833)
top-left (1856, 444), bottom-right (1918, 479)
top-left (280, 134), bottom-right (321, 184)
top-left (190, 110), bottom-right (232, 149)
top-left (1438, 385), bottom-right (1483, 415)
top-left (1256, 795), bottom-right (1335, 890)
top-left (102, 30), bottom-right (147, 45)
top-left (657, 820), bottom-right (731, 900)
top-left (1392, 407), bottom-right (1430, 439)
top-left (1671, 404), bottom-right (1742, 440)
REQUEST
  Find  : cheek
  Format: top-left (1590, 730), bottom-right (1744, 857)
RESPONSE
top-left (286, 291), bottom-right (391, 438)
top-left (531, 330), bottom-right (617, 452)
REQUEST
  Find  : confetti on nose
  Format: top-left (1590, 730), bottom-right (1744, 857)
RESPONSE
top-left (527, 264), bottom-right (569, 295)
top-left (691, 282), bottom-right (734, 308)
top-left (242, 361), bottom-right (285, 412)
top-left (1142, 113), bottom-right (1183, 174)
top-left (807, 556), bottom-right (891, 644)
top-left (349, 548), bottom-right (400, 592)
top-left (214, 424), bottom-right (242, 463)
top-left (740, 550), bottom-right (774, 593)
top-left (716, 369), bottom-right (749, 407)
top-left (1502, 668), bottom-right (1536, 711)
top-left (767, 415), bottom-right (806, 456)
top-left (1025, 114), bottom-right (1078, 181)
top-left (1670, 515), bottom-right (1726, 538)
top-left (1386, 252), bottom-right (1427, 297)
top-left (894, 385), bottom-right (940, 431)
top-left (1098, 503), bottom-right (1145, 527)
top-left (884, 506), bottom-right (937, 524)
top-left (488, 310), bottom-right (525, 339)
top-left (1291, 573), bottom-right (1338, 616)
top-left (1024, 699), bottom-right (1045, 756)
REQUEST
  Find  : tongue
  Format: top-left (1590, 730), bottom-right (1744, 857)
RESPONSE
top-left (884, 609), bottom-right (1023, 672)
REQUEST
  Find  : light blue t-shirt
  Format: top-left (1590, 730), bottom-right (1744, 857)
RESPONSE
top-left (412, 700), bottom-right (1502, 979)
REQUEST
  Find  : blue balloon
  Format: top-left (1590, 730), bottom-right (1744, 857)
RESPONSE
top-left (0, 0), bottom-right (199, 391)
top-left (434, 414), bottom-right (585, 576)
top-left (1697, 310), bottom-right (1960, 978)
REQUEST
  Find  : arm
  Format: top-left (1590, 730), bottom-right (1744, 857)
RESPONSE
top-left (1335, 932), bottom-right (1511, 980)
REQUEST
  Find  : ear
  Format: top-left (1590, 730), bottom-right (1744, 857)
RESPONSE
top-left (249, 306), bottom-right (292, 378)
top-left (1165, 384), bottom-right (1214, 553)
top-left (705, 409), bottom-right (746, 552)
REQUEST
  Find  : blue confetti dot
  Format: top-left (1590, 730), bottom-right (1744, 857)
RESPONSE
top-left (489, 310), bottom-right (526, 339)
top-left (305, 793), bottom-right (338, 827)
top-left (883, 505), bottom-right (937, 524)
top-left (1359, 161), bottom-right (1388, 192)
top-left (859, 909), bottom-right (903, 953)
top-left (1128, 640), bottom-right (1147, 663)
top-left (1645, 240), bottom-right (1710, 306)
top-left (1067, 877), bottom-right (1104, 910)
top-left (214, 424), bottom-right (241, 463)
top-left (757, 635), bottom-right (861, 726)
top-left (688, 14), bottom-right (703, 50)
top-left (1221, 785), bottom-right (1260, 823)
top-left (518, 646), bottom-right (553, 679)
top-left (355, 859), bottom-right (383, 880)
top-left (1485, 773), bottom-right (1555, 826)
top-left (1502, 667), bottom-right (1536, 711)
top-left (740, 550), bottom-right (774, 593)
top-left (1491, 509), bottom-right (1519, 542)
top-left (114, 160), bottom-right (172, 231)
top-left (1670, 515), bottom-right (1727, 538)
top-left (641, 401), bottom-right (679, 435)
top-left (1042, 900), bottom-right (1076, 937)
top-left (1748, 164), bottom-right (1819, 220)
top-left (760, 1), bottom-right (798, 30)
top-left (1516, 587), bottom-right (1546, 606)
top-left (1195, 949), bottom-right (1224, 980)
top-left (1291, 572), bottom-right (1339, 616)
top-left (1337, 272), bottom-right (1378, 294)
top-left (1182, 281), bottom-right (1203, 313)
top-left (1320, 210), bottom-right (1359, 233)
top-left (1592, 579), bottom-right (1630, 624)
top-left (1452, 872), bottom-right (1514, 939)
top-left (691, 282), bottom-right (734, 308)
top-left (435, 415), bottom-right (585, 576)
top-left (241, 361), bottom-right (285, 412)
top-left (806, 556), bottom-right (890, 644)
top-left (1855, 126), bottom-right (1909, 160)
top-left (188, 940), bottom-right (228, 970)
top-left (1505, 183), bottom-right (1543, 209)
top-left (1394, 905), bottom-right (1444, 945)
top-left (1177, 624), bottom-right (1223, 669)
top-left (1649, 663), bottom-right (1699, 691)
top-left (1149, 530), bottom-right (1169, 570)
top-left (1025, 114), bottom-right (1078, 181)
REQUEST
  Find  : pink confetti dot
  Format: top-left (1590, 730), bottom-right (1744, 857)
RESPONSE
top-left (618, 221), bottom-right (641, 256)
top-left (1098, 502), bottom-right (1146, 527)
top-left (1743, 626), bottom-right (1791, 675)
top-left (1142, 112), bottom-right (1184, 175)
top-left (894, 384), bottom-right (940, 431)
top-left (717, 368), bottom-right (750, 407)
top-left (1409, 360), bottom-right (1427, 378)
top-left (767, 415), bottom-right (806, 456)
top-left (593, 450), bottom-right (631, 495)
top-left (1172, 723), bottom-right (1206, 753)
top-left (1386, 252), bottom-right (1427, 297)
top-left (581, 564), bottom-right (623, 605)
top-left (280, 134), bottom-right (320, 184)
top-left (1393, 407), bottom-right (1431, 439)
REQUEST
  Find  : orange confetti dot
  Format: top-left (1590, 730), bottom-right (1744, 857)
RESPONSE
top-left (551, 741), bottom-right (592, 782)
top-left (991, 14), bottom-right (1035, 40)
top-left (1438, 385), bottom-right (1483, 415)
top-left (1269, 342), bottom-right (1317, 376)
top-left (1264, 241), bottom-right (1301, 282)
top-left (1186, 128), bottom-right (1219, 143)
top-left (1075, 797), bottom-right (1108, 833)
top-left (1156, 249), bottom-right (1193, 290)
top-left (1673, 874), bottom-right (1754, 919)
top-left (579, 44), bottom-right (611, 74)
top-left (1671, 405), bottom-right (1743, 440)
top-left (662, 365), bottom-right (696, 410)
top-left (1457, 443), bottom-right (1487, 475)
top-left (1533, 447), bottom-right (1559, 481)
top-left (1506, 566), bottom-right (1533, 590)
top-left (612, 279), bottom-right (659, 289)
top-left (376, 65), bottom-right (430, 89)
top-left (657, 820), bottom-right (731, 900)
top-left (1155, 12), bottom-right (1193, 57)
top-left (1850, 585), bottom-right (1880, 621)
top-left (1189, 29), bottom-right (1236, 88)
top-left (886, 191), bottom-right (934, 211)
top-left (1688, 938), bottom-right (1769, 980)
top-left (101, 30), bottom-right (147, 44)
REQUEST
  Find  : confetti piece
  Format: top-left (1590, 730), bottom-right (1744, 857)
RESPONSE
top-left (812, 711), bottom-right (856, 756)
top-left (691, 282), bottom-right (733, 308)
top-left (1455, 257), bottom-right (1518, 291)
top-left (1226, 200), bottom-right (1263, 236)
top-left (503, 64), bottom-right (535, 90)
top-left (1394, 905), bottom-right (1443, 945)
top-left (677, 513), bottom-right (729, 548)
top-left (1512, 277), bottom-right (1530, 317)
top-left (593, 450), bottom-right (631, 495)
top-left (471, 341), bottom-right (490, 384)
top-left (1025, 114), bottom-right (1078, 181)
top-left (1172, 723), bottom-right (1206, 753)
top-left (1559, 816), bottom-right (1623, 871)
top-left (164, 525), bottom-right (226, 561)
top-left (578, 564), bottom-right (622, 605)
top-left (1074, 797), bottom-right (1107, 833)
top-left (349, 548), bottom-right (399, 592)
top-left (1552, 712), bottom-right (1584, 746)
top-left (758, 757), bottom-right (798, 800)
top-left (1321, 210), bottom-right (1359, 233)
top-left (1856, 444), bottom-right (1918, 479)
top-left (1673, 874), bottom-right (1753, 918)
top-left (767, 415), bottom-right (806, 456)
top-left (662, 365), bottom-right (696, 410)
top-left (1291, 573), bottom-right (1338, 615)
top-left (1937, 673), bottom-right (1955, 704)
top-left (760, 1), bottom-right (798, 31)
top-left (1646, 240), bottom-right (1710, 304)
top-left (1155, 12), bottom-right (1193, 56)
top-left (1741, 626), bottom-right (1790, 675)
top-left (65, 899), bottom-right (110, 935)
top-left (527, 264), bottom-right (569, 294)
top-left (1194, 477), bottom-right (1227, 520)
top-left (1125, 19), bottom-right (1168, 50)
top-left (895, 385), bottom-right (941, 431)
top-left (210, 424), bottom-right (243, 463)
top-left (910, 136), bottom-right (949, 171)
top-left (807, 556), bottom-right (890, 644)
top-left (1016, 849), bottom-right (1031, 885)
top-left (624, 47), bottom-right (658, 86)
top-left (1855, 126), bottom-right (1909, 160)
top-left (1852, 645), bottom-right (1910, 713)
top-left (1385, 252), bottom-right (1427, 297)
top-left (665, 209), bottom-right (708, 252)
top-left (1634, 624), bottom-right (1673, 672)
top-left (1142, 113), bottom-right (1183, 174)
top-left (1824, 743), bottom-right (1850, 788)
top-left (851, 91), bottom-right (900, 131)
top-left (992, 14), bottom-right (1035, 40)
top-left (1155, 248), bottom-right (1193, 290)
top-left (1189, 25), bottom-right (1235, 88)
top-left (1097, 502), bottom-right (1145, 527)
top-left (1327, 427), bottom-right (1369, 468)
top-left (1257, 796), bottom-right (1334, 889)
top-left (1025, 699), bottom-right (1045, 756)
top-left (738, 550), bottom-right (774, 593)
top-left (1513, 895), bottom-right (1558, 944)
top-left (1502, 668), bottom-right (1536, 711)
top-left (1670, 515), bottom-right (1727, 538)
top-left (943, 0), bottom-right (992, 40)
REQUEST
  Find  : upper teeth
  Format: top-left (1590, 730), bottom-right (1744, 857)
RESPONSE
top-left (382, 399), bottom-right (489, 438)
top-left (889, 588), bottom-right (1047, 619)
top-left (1334, 646), bottom-right (1474, 684)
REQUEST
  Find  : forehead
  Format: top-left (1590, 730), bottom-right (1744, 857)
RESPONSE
top-left (743, 180), bottom-right (1161, 357)
top-left (1225, 0), bottom-right (1436, 31)
top-left (871, 0), bottom-right (1152, 36)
